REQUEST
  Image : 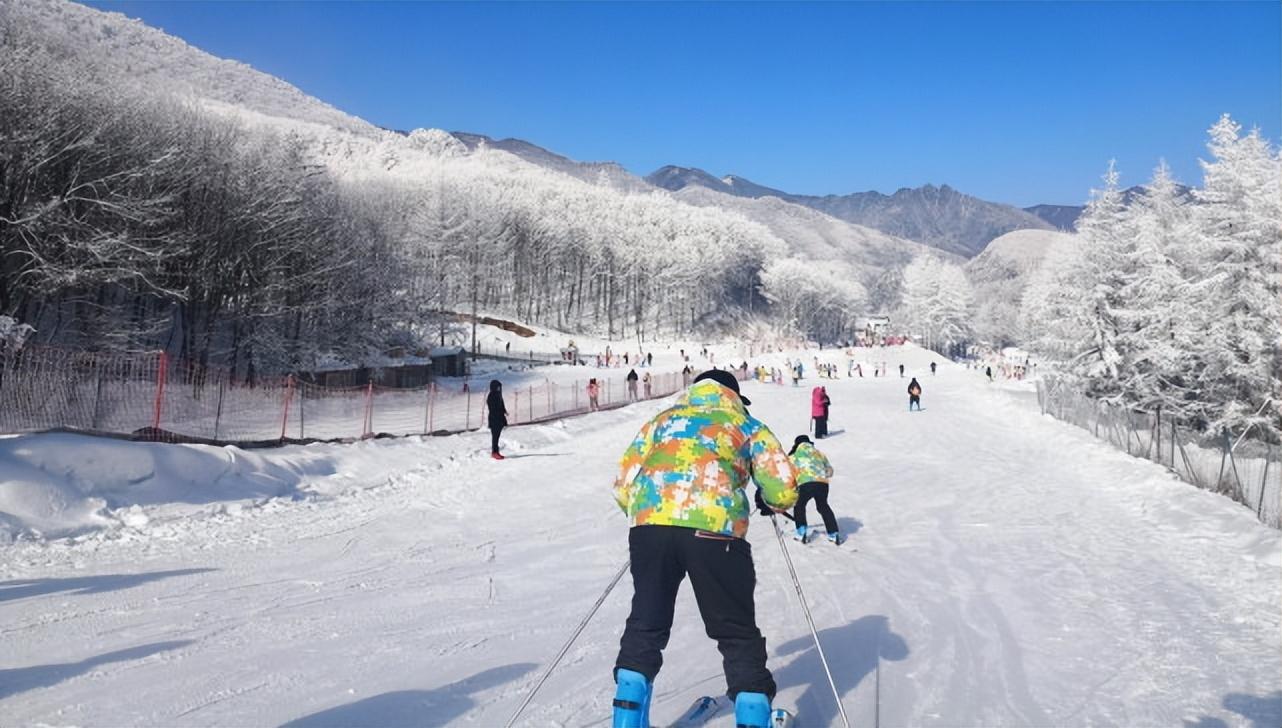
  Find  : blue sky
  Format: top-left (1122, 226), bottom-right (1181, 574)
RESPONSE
top-left (84, 1), bottom-right (1279, 206)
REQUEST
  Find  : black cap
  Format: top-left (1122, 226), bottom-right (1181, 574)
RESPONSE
top-left (693, 369), bottom-right (751, 406)
top-left (794, 435), bottom-right (812, 447)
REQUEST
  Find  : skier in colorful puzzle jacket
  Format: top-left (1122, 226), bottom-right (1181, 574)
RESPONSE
top-left (611, 369), bottom-right (798, 728)
top-left (788, 435), bottom-right (843, 544)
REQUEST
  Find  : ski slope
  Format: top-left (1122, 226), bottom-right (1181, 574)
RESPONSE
top-left (1, 349), bottom-right (1278, 727)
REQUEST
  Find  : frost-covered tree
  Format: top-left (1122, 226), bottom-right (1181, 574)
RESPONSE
top-left (1187, 116), bottom-right (1282, 437)
top-left (1112, 162), bottom-right (1198, 413)
top-left (760, 258), bottom-right (866, 343)
top-left (898, 256), bottom-right (973, 351)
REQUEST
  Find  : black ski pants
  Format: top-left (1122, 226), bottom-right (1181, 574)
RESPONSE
top-left (615, 525), bottom-right (776, 700)
top-left (489, 424), bottom-right (503, 454)
top-left (794, 482), bottom-right (838, 534)
top-left (813, 415), bottom-right (828, 438)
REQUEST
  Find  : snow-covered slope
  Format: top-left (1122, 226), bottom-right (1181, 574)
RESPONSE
top-left (1, 348), bottom-right (1277, 726)
top-left (2, 0), bottom-right (380, 137)
top-left (965, 229), bottom-right (1076, 345)
top-left (967, 228), bottom-right (1076, 281)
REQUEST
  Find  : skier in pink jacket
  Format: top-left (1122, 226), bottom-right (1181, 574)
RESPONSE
top-left (810, 386), bottom-right (830, 438)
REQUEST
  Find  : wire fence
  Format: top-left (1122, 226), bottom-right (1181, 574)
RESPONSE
top-left (1036, 378), bottom-right (1280, 529)
top-left (0, 344), bottom-right (708, 446)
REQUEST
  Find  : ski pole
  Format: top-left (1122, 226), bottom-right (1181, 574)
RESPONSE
top-left (504, 557), bottom-right (631, 727)
top-left (769, 514), bottom-right (851, 728)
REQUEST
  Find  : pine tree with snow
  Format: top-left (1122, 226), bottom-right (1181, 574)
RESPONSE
top-left (1188, 115), bottom-right (1282, 439)
top-left (1112, 161), bottom-right (1198, 415)
top-left (1068, 160), bottom-right (1134, 401)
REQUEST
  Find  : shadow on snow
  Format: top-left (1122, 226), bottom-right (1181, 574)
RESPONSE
top-left (1184, 691), bottom-right (1282, 728)
top-left (0, 568), bottom-right (217, 603)
top-left (772, 614), bottom-right (908, 727)
top-left (279, 662), bottom-right (537, 728)
top-left (0, 640), bottom-right (195, 701)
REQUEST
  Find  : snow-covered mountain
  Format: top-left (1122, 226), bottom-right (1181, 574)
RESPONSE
top-left (1023, 184), bottom-right (1196, 231)
top-left (448, 132), bottom-right (652, 192)
top-left (1, 0), bottom-right (379, 138)
top-left (647, 167), bottom-right (1056, 258)
top-left (1023, 203), bottom-right (1083, 231)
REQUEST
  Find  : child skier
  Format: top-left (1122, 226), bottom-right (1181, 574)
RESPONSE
top-left (611, 370), bottom-right (798, 728)
top-left (788, 435), bottom-right (842, 544)
top-left (908, 377), bottom-right (922, 411)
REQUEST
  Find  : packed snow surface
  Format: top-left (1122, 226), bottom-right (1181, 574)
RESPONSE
top-left (1, 347), bottom-right (1278, 727)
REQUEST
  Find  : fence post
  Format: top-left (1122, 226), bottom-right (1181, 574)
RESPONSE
top-left (465, 381), bottom-right (472, 430)
top-left (1175, 427), bottom-right (1200, 488)
top-left (574, 381), bottom-right (579, 411)
top-left (1257, 444), bottom-right (1272, 519)
top-left (280, 375), bottom-right (295, 441)
top-left (298, 381), bottom-right (305, 439)
top-left (1216, 429), bottom-right (1230, 493)
top-left (428, 384), bottom-right (438, 435)
top-left (513, 390), bottom-right (519, 425)
top-left (363, 381), bottom-right (374, 438)
top-left (529, 386), bottom-right (533, 422)
top-left (214, 379), bottom-right (226, 440)
top-left (1225, 430), bottom-right (1246, 503)
top-left (152, 351), bottom-right (169, 432)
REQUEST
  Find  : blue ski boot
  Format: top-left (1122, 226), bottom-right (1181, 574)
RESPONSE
top-left (734, 691), bottom-right (772, 728)
top-left (612, 668), bottom-right (652, 728)
top-left (828, 531), bottom-right (845, 546)
top-left (793, 525), bottom-right (808, 543)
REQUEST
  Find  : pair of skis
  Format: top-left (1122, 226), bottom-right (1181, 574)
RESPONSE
top-left (667, 695), bottom-right (793, 728)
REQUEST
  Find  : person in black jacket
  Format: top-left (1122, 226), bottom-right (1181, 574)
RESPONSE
top-left (487, 379), bottom-right (507, 459)
top-left (907, 377), bottom-right (922, 411)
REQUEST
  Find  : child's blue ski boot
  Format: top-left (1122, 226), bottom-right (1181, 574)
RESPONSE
top-left (734, 691), bottom-right (772, 728)
top-left (612, 668), bottom-right (652, 728)
top-left (793, 525), bottom-right (808, 543)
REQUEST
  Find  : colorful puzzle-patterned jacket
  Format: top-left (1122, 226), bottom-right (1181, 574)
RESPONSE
top-left (612, 380), bottom-right (798, 538)
top-left (789, 442), bottom-right (833, 485)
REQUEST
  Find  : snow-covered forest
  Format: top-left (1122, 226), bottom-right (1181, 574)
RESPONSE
top-left (1020, 116), bottom-right (1281, 440)
top-left (0, 7), bottom-right (873, 378)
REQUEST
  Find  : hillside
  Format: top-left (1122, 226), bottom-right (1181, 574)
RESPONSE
top-left (966, 229), bottom-right (1076, 345)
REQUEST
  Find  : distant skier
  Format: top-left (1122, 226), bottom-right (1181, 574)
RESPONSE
top-left (588, 378), bottom-right (601, 411)
top-left (898, 363), bottom-right (904, 378)
top-left (611, 369), bottom-right (798, 728)
top-left (985, 365), bottom-right (993, 382)
top-left (811, 386), bottom-right (831, 438)
top-left (930, 361), bottom-right (937, 376)
top-left (626, 368), bottom-right (639, 402)
top-left (908, 377), bottom-right (922, 411)
top-left (788, 435), bottom-right (843, 544)
top-left (486, 380), bottom-right (507, 460)
top-left (642, 371), bottom-right (653, 399)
